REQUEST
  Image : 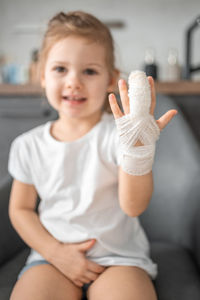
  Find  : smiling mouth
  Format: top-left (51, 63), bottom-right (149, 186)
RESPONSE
top-left (62, 96), bottom-right (87, 103)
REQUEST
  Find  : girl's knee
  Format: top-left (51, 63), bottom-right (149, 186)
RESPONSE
top-left (87, 266), bottom-right (157, 300)
top-left (10, 264), bottom-right (82, 300)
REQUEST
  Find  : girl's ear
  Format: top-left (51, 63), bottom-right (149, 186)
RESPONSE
top-left (107, 69), bottom-right (120, 93)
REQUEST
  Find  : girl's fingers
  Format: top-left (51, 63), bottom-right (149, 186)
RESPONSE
top-left (109, 76), bottom-right (178, 130)
top-left (148, 76), bottom-right (156, 115)
top-left (156, 109), bottom-right (178, 130)
top-left (148, 77), bottom-right (178, 130)
top-left (118, 79), bottom-right (130, 115)
top-left (74, 280), bottom-right (83, 287)
top-left (81, 276), bottom-right (93, 284)
top-left (84, 270), bottom-right (99, 281)
top-left (87, 260), bottom-right (105, 274)
top-left (109, 93), bottom-right (123, 119)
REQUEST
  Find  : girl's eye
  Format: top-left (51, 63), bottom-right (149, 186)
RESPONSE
top-left (84, 68), bottom-right (98, 75)
top-left (54, 66), bottom-right (66, 73)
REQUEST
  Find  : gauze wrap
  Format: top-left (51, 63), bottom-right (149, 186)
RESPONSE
top-left (116, 71), bottom-right (160, 175)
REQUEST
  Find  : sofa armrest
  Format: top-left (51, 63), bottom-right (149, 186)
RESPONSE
top-left (0, 176), bottom-right (27, 266)
top-left (151, 241), bottom-right (200, 300)
top-left (193, 211), bottom-right (200, 269)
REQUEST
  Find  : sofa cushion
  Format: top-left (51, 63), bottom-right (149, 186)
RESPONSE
top-left (151, 241), bottom-right (200, 300)
top-left (0, 176), bottom-right (27, 266)
top-left (140, 95), bottom-right (200, 251)
top-left (0, 248), bottom-right (30, 300)
top-left (193, 210), bottom-right (200, 269)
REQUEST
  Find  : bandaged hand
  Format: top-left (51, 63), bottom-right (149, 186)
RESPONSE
top-left (109, 70), bottom-right (177, 176)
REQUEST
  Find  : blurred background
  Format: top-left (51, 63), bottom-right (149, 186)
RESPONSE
top-left (0, 0), bottom-right (200, 182)
top-left (1, 3), bottom-right (200, 299)
top-left (0, 0), bottom-right (200, 83)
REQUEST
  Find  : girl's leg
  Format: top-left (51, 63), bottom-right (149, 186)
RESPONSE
top-left (87, 266), bottom-right (157, 300)
top-left (10, 264), bottom-right (82, 300)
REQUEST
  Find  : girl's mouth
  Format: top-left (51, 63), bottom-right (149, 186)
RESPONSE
top-left (62, 95), bottom-right (87, 104)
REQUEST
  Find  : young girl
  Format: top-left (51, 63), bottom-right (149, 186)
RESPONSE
top-left (8, 11), bottom-right (177, 300)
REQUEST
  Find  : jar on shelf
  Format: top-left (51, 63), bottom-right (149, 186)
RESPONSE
top-left (29, 49), bottom-right (40, 84)
top-left (166, 48), bottom-right (181, 81)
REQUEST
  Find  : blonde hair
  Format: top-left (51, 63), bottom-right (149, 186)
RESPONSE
top-left (39, 11), bottom-right (116, 77)
top-left (39, 11), bottom-right (117, 112)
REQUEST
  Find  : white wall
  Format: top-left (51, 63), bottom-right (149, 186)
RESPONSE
top-left (0, 0), bottom-right (200, 80)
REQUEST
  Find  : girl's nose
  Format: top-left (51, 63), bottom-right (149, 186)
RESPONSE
top-left (65, 72), bottom-right (82, 90)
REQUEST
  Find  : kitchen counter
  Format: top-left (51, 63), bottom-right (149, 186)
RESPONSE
top-left (0, 81), bottom-right (200, 96)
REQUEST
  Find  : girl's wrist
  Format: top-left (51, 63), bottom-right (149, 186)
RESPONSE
top-left (43, 238), bottom-right (62, 263)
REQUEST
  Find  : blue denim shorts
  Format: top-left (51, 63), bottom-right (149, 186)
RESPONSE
top-left (18, 260), bottom-right (91, 299)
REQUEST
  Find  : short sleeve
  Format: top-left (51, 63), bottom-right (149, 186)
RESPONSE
top-left (8, 136), bottom-right (33, 184)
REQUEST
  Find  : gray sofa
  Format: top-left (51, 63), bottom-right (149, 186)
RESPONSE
top-left (0, 95), bottom-right (200, 300)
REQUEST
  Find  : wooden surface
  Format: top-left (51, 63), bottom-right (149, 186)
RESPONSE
top-left (155, 81), bottom-right (200, 95)
top-left (0, 84), bottom-right (44, 96)
top-left (0, 81), bottom-right (200, 96)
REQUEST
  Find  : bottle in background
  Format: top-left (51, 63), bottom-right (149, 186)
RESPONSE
top-left (143, 48), bottom-right (158, 80)
top-left (29, 49), bottom-right (40, 84)
top-left (166, 48), bottom-right (181, 81)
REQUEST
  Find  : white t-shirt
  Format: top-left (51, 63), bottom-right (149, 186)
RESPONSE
top-left (8, 113), bottom-right (157, 278)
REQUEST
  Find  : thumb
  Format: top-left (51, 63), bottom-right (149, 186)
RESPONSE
top-left (157, 109), bottom-right (178, 130)
top-left (78, 239), bottom-right (96, 252)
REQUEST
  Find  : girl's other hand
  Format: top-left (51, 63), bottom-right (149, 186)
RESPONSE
top-left (109, 76), bottom-right (178, 130)
top-left (48, 239), bottom-right (105, 287)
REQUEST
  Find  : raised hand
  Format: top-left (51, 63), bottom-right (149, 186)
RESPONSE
top-left (109, 76), bottom-right (178, 131)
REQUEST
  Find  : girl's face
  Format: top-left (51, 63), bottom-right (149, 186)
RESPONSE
top-left (42, 36), bottom-right (114, 121)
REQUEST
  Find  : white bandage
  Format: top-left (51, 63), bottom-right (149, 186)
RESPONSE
top-left (116, 70), bottom-right (160, 175)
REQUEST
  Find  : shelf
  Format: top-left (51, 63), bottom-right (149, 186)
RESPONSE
top-left (0, 84), bottom-right (44, 96)
top-left (0, 81), bottom-right (200, 96)
top-left (155, 81), bottom-right (200, 95)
